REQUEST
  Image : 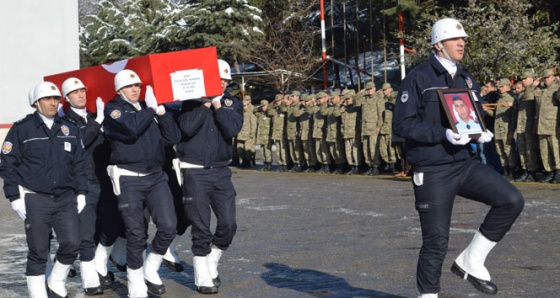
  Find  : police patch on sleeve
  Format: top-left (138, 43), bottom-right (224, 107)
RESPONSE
top-left (61, 125), bottom-right (70, 136)
top-left (224, 99), bottom-right (233, 107)
top-left (110, 109), bottom-right (122, 119)
top-left (2, 141), bottom-right (13, 154)
top-left (400, 91), bottom-right (409, 103)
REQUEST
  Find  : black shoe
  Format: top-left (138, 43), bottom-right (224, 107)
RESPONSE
top-left (539, 171), bottom-right (554, 183)
top-left (552, 170), bottom-right (560, 184)
top-left (145, 279), bottom-right (166, 295)
top-left (162, 259), bottom-right (184, 272)
top-left (97, 271), bottom-right (114, 287)
top-left (514, 171), bottom-right (529, 182)
top-left (369, 167), bottom-right (380, 176)
top-left (84, 286), bottom-right (104, 296)
top-left (213, 276), bottom-right (221, 288)
top-left (451, 262), bottom-right (498, 295)
top-left (289, 165), bottom-right (301, 172)
top-left (197, 285), bottom-right (219, 294)
top-left (47, 286), bottom-right (68, 298)
top-left (239, 159), bottom-right (252, 168)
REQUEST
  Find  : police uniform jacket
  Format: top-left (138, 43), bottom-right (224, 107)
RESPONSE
top-left (176, 91), bottom-right (243, 167)
top-left (0, 112), bottom-right (88, 201)
top-left (103, 96), bottom-right (181, 173)
top-left (392, 54), bottom-right (482, 172)
top-left (63, 109), bottom-right (111, 183)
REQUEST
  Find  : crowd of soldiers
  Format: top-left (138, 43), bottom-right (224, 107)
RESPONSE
top-left (231, 67), bottom-right (560, 184)
top-left (230, 82), bottom-right (410, 177)
top-left (480, 68), bottom-right (560, 183)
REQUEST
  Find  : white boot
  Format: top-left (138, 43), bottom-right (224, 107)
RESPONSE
top-left (163, 235), bottom-right (181, 263)
top-left (27, 275), bottom-right (48, 298)
top-left (144, 252), bottom-right (166, 294)
top-left (454, 231), bottom-right (497, 280)
top-left (417, 293), bottom-right (438, 298)
top-left (127, 267), bottom-right (148, 298)
top-left (47, 261), bottom-right (71, 297)
top-left (93, 243), bottom-right (113, 276)
top-left (80, 260), bottom-right (103, 294)
top-left (111, 237), bottom-right (127, 269)
top-left (207, 245), bottom-right (223, 286)
top-left (193, 256), bottom-right (218, 294)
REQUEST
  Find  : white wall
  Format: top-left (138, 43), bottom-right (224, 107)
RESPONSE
top-left (0, 1), bottom-right (79, 125)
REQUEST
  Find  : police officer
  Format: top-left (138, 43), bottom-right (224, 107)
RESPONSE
top-left (393, 18), bottom-right (525, 297)
top-left (0, 82), bottom-right (87, 298)
top-left (60, 77), bottom-right (107, 295)
top-left (103, 69), bottom-right (181, 297)
top-left (176, 59), bottom-right (243, 294)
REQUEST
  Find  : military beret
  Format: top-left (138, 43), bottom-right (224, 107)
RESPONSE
top-left (260, 100), bottom-right (268, 106)
top-left (520, 69), bottom-right (534, 79)
top-left (496, 78), bottom-right (510, 87)
top-left (365, 81), bottom-right (375, 89)
top-left (382, 83), bottom-right (392, 90)
top-left (291, 90), bottom-right (300, 96)
top-left (542, 69), bottom-right (556, 78)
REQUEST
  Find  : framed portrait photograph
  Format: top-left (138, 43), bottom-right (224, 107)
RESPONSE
top-left (437, 88), bottom-right (486, 137)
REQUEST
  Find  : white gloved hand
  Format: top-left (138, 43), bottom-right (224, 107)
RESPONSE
top-left (77, 194), bottom-right (86, 214)
top-left (11, 198), bottom-right (26, 220)
top-left (477, 129), bottom-right (494, 144)
top-left (95, 97), bottom-right (105, 124)
top-left (144, 85), bottom-right (158, 109)
top-left (211, 95), bottom-right (223, 103)
top-left (445, 129), bottom-right (470, 145)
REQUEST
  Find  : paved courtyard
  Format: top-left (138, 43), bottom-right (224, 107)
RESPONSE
top-left (0, 168), bottom-right (558, 297)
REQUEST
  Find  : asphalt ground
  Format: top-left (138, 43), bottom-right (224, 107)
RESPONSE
top-left (0, 166), bottom-right (559, 298)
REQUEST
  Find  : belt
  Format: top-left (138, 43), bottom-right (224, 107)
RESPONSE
top-left (179, 161), bottom-right (205, 169)
top-left (118, 168), bottom-right (153, 176)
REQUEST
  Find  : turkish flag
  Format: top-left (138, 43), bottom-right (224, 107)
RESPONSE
top-left (45, 47), bottom-right (222, 112)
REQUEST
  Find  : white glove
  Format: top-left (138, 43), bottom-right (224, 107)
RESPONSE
top-left (477, 129), bottom-right (494, 144)
top-left (11, 198), bottom-right (26, 220)
top-left (95, 97), bottom-right (105, 124)
top-left (77, 194), bottom-right (86, 214)
top-left (144, 85), bottom-right (158, 109)
top-left (445, 129), bottom-right (470, 145)
top-left (211, 95), bottom-right (223, 103)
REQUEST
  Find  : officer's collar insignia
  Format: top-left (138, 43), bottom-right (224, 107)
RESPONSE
top-left (400, 91), bottom-right (409, 103)
top-left (110, 109), bottom-right (122, 119)
top-left (2, 141), bottom-right (13, 154)
top-left (61, 125), bottom-right (70, 136)
top-left (466, 77), bottom-right (473, 89)
top-left (224, 99), bottom-right (233, 107)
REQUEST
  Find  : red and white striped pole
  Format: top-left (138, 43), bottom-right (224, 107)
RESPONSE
top-left (320, 0), bottom-right (328, 89)
top-left (398, 4), bottom-right (406, 79)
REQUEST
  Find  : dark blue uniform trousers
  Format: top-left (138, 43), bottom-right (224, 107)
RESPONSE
top-left (118, 171), bottom-right (177, 269)
top-left (24, 192), bottom-right (80, 276)
top-left (182, 167), bottom-right (237, 256)
top-left (96, 178), bottom-right (124, 247)
top-left (413, 159), bottom-right (524, 293)
top-left (78, 180), bottom-right (101, 262)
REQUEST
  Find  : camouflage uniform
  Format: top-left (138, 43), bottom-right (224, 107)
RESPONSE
top-left (268, 94), bottom-right (289, 171)
top-left (286, 91), bottom-right (304, 171)
top-left (325, 91), bottom-right (345, 173)
top-left (340, 90), bottom-right (360, 174)
top-left (254, 100), bottom-right (273, 171)
top-left (355, 82), bottom-right (384, 175)
top-left (490, 78), bottom-right (517, 179)
top-left (535, 69), bottom-right (560, 183)
top-left (299, 94), bottom-right (316, 171)
top-left (378, 83), bottom-right (397, 172)
top-left (515, 70), bottom-right (541, 182)
top-left (311, 92), bottom-right (330, 172)
top-left (237, 96), bottom-right (257, 167)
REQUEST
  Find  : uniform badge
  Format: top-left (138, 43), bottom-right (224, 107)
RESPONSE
top-left (224, 99), bottom-right (233, 107)
top-left (400, 91), bottom-right (409, 103)
top-left (466, 77), bottom-right (473, 89)
top-left (110, 109), bottom-right (122, 119)
top-left (61, 125), bottom-right (70, 136)
top-left (2, 141), bottom-right (13, 154)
